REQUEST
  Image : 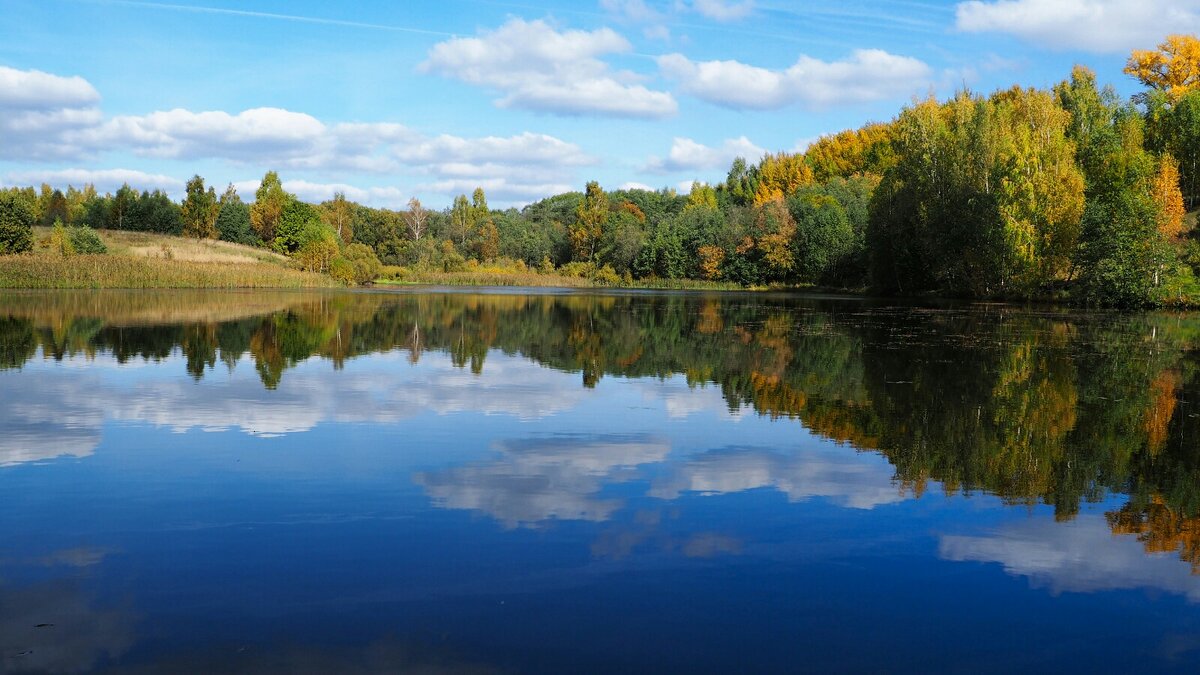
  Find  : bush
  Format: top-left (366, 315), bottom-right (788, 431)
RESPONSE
top-left (328, 257), bottom-right (356, 285)
top-left (440, 240), bottom-right (465, 272)
top-left (69, 225), bottom-right (107, 254)
top-left (593, 264), bottom-right (621, 285)
top-left (48, 221), bottom-right (75, 256)
top-left (0, 192), bottom-right (35, 254)
top-left (341, 242), bottom-right (383, 284)
top-left (379, 265), bottom-right (408, 281)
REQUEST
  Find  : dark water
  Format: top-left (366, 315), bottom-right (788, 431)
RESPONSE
top-left (3, 288), bottom-right (1200, 673)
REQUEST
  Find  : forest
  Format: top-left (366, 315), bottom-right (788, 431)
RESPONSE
top-left (6, 36), bottom-right (1200, 305)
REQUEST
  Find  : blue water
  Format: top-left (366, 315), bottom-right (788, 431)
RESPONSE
top-left (2, 289), bottom-right (1200, 673)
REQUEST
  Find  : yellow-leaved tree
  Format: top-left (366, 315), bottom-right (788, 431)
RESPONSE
top-left (1153, 153), bottom-right (1187, 238)
top-left (752, 153), bottom-right (812, 205)
top-left (1125, 34), bottom-right (1200, 101)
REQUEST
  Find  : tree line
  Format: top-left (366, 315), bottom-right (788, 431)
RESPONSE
top-left (5, 36), bottom-right (1200, 304)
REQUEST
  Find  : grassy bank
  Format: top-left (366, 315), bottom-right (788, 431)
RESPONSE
top-left (1, 228), bottom-right (338, 289)
top-left (376, 269), bottom-right (749, 291)
top-left (0, 254), bottom-right (339, 289)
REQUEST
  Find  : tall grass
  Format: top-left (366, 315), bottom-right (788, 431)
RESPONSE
top-left (0, 253), bottom-right (340, 289)
top-left (379, 268), bottom-right (748, 291)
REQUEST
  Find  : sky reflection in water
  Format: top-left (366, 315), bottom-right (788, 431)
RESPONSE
top-left (3, 289), bottom-right (1200, 673)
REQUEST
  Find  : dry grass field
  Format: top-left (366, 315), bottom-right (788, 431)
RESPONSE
top-left (1, 229), bottom-right (339, 289)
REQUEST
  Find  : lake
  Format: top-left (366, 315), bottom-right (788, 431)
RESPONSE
top-left (2, 288), bottom-right (1200, 673)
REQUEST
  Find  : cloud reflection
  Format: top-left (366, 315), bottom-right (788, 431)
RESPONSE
top-left (0, 355), bottom-right (587, 466)
top-left (413, 435), bottom-right (671, 528)
top-left (0, 581), bottom-right (134, 674)
top-left (649, 446), bottom-right (905, 509)
top-left (940, 514), bottom-right (1200, 602)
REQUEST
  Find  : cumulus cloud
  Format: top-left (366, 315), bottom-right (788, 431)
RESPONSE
top-left (0, 65), bottom-right (103, 160)
top-left (691, 0), bottom-right (756, 21)
top-left (955, 0), bottom-right (1200, 53)
top-left (396, 131), bottom-right (592, 166)
top-left (0, 65), bottom-right (593, 205)
top-left (80, 108), bottom-right (410, 172)
top-left (417, 177), bottom-right (577, 203)
top-left (2, 168), bottom-right (183, 194)
top-left (644, 136), bottom-right (765, 173)
top-left (659, 49), bottom-right (931, 109)
top-left (420, 18), bottom-right (677, 118)
top-left (268, 180), bottom-right (409, 207)
top-left (619, 181), bottom-right (656, 191)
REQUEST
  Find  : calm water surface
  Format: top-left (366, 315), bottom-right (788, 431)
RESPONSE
top-left (3, 288), bottom-right (1200, 673)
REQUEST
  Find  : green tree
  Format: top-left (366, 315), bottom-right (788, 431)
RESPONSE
top-left (273, 200), bottom-right (323, 254)
top-left (181, 175), bottom-right (220, 239)
top-left (787, 191), bottom-right (855, 284)
top-left (449, 193), bottom-right (473, 247)
top-left (323, 191), bottom-right (354, 243)
top-left (251, 171), bottom-right (291, 243)
top-left (216, 184), bottom-right (255, 245)
top-left (571, 181), bottom-right (609, 262)
top-left (0, 191), bottom-right (35, 254)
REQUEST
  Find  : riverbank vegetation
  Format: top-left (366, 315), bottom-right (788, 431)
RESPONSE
top-left (5, 36), bottom-right (1200, 304)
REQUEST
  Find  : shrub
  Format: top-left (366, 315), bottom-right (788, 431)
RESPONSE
top-left (69, 225), bottom-right (107, 254)
top-left (593, 264), bottom-right (621, 285)
top-left (328, 257), bottom-right (356, 285)
top-left (49, 221), bottom-right (75, 256)
top-left (0, 192), bottom-right (35, 254)
top-left (341, 242), bottom-right (383, 284)
top-left (440, 240), bottom-right (466, 272)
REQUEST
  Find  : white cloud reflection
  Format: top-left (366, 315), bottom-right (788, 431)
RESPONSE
top-left (649, 445), bottom-right (905, 509)
top-left (940, 514), bottom-right (1200, 602)
top-left (0, 353), bottom-right (588, 466)
top-left (413, 435), bottom-right (671, 528)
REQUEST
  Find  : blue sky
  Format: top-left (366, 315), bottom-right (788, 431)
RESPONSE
top-left (0, 0), bottom-right (1194, 208)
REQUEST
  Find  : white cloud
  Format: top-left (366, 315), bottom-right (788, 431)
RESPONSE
top-left (601, 0), bottom-right (663, 22)
top-left (955, 0), bottom-right (1200, 53)
top-left (691, 0), bottom-right (756, 21)
top-left (619, 181), bottom-right (656, 191)
top-left (81, 108), bottom-right (410, 172)
top-left (659, 49), bottom-right (931, 109)
top-left (417, 177), bottom-right (577, 203)
top-left (0, 65), bottom-right (99, 110)
top-left (0, 65), bottom-right (103, 160)
top-left (645, 136), bottom-right (765, 173)
top-left (2, 168), bottom-right (183, 194)
top-left (396, 131), bottom-right (593, 166)
top-left (274, 180), bottom-right (409, 208)
top-left (601, 0), bottom-right (673, 39)
top-left (420, 18), bottom-right (678, 118)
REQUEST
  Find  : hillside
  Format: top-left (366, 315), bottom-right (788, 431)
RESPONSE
top-left (0, 228), bottom-right (339, 289)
